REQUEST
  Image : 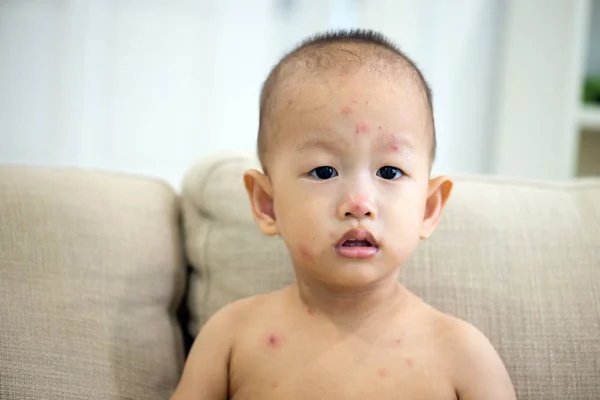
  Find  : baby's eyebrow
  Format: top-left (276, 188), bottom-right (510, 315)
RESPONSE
top-left (294, 135), bottom-right (344, 154)
top-left (376, 132), bottom-right (415, 154)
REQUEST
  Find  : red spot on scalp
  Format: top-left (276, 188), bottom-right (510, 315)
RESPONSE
top-left (267, 334), bottom-right (283, 348)
top-left (378, 368), bottom-right (388, 377)
top-left (341, 106), bottom-right (353, 115)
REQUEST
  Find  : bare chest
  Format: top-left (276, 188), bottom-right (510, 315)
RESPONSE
top-left (228, 327), bottom-right (456, 400)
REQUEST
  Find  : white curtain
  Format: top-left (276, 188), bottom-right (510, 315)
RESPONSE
top-left (0, 0), bottom-right (504, 187)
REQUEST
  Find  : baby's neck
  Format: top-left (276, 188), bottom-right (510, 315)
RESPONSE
top-left (293, 277), bottom-right (406, 330)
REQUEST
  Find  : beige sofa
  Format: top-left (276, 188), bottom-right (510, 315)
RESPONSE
top-left (1, 153), bottom-right (599, 399)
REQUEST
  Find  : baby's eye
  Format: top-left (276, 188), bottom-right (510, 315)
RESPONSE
top-left (376, 166), bottom-right (403, 180)
top-left (309, 166), bottom-right (338, 180)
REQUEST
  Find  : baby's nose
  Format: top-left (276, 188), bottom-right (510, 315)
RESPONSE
top-left (338, 194), bottom-right (376, 220)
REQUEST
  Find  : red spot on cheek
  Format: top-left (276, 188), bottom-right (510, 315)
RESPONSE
top-left (355, 123), bottom-right (370, 134)
top-left (329, 231), bottom-right (336, 240)
top-left (341, 106), bottom-right (353, 115)
top-left (267, 334), bottom-right (283, 348)
top-left (299, 245), bottom-right (313, 261)
top-left (405, 358), bottom-right (414, 367)
top-left (378, 368), bottom-right (388, 377)
top-left (391, 144), bottom-right (399, 151)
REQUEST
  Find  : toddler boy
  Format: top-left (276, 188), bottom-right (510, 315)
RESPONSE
top-left (171, 29), bottom-right (515, 399)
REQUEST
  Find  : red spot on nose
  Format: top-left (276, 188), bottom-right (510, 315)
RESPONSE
top-left (267, 334), bottom-right (282, 348)
top-left (378, 368), bottom-right (388, 377)
top-left (355, 123), bottom-right (370, 134)
top-left (341, 106), bottom-right (353, 115)
top-left (405, 358), bottom-right (414, 367)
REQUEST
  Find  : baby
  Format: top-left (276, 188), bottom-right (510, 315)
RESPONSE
top-left (171, 29), bottom-right (516, 399)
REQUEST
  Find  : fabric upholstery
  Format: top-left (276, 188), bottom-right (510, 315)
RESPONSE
top-left (181, 153), bottom-right (600, 400)
top-left (0, 166), bottom-right (186, 400)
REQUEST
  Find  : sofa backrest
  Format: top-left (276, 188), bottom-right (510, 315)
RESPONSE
top-left (0, 167), bottom-right (186, 400)
top-left (182, 153), bottom-right (600, 400)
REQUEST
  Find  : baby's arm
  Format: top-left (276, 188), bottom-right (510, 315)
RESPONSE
top-left (449, 320), bottom-right (516, 399)
top-left (170, 304), bottom-right (237, 400)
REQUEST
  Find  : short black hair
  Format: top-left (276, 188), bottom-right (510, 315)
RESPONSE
top-left (257, 29), bottom-right (435, 172)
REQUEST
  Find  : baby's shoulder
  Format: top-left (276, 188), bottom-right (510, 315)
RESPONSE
top-left (204, 287), bottom-right (289, 332)
top-left (424, 305), bottom-right (491, 355)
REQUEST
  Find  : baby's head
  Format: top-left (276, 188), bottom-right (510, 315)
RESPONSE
top-left (245, 29), bottom-right (452, 292)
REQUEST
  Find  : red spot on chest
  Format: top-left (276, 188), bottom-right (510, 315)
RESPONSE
top-left (355, 123), bottom-right (370, 134)
top-left (378, 368), bottom-right (388, 377)
top-left (341, 106), bottom-right (353, 115)
top-left (267, 334), bottom-right (283, 348)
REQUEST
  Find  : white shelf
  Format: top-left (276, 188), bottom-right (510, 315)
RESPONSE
top-left (578, 105), bottom-right (600, 131)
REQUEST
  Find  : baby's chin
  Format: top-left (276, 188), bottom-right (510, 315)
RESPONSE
top-left (294, 259), bottom-right (400, 292)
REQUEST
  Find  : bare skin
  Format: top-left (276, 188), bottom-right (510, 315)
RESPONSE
top-left (171, 48), bottom-right (515, 399)
top-left (172, 283), bottom-right (514, 399)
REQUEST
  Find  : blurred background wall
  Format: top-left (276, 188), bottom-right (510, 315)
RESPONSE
top-left (1, 0), bottom-right (598, 188)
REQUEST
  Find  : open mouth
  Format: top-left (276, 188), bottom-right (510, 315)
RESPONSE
top-left (335, 229), bottom-right (379, 259)
top-left (341, 238), bottom-right (373, 247)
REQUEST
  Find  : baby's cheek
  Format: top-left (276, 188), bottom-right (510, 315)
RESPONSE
top-left (298, 243), bottom-right (314, 262)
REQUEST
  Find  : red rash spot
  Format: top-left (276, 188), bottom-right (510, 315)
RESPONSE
top-left (287, 99), bottom-right (293, 105)
top-left (405, 358), bottom-right (414, 367)
top-left (307, 308), bottom-right (314, 316)
top-left (341, 106), bottom-right (353, 115)
top-left (378, 368), bottom-right (388, 377)
top-left (395, 338), bottom-right (402, 345)
top-left (272, 383), bottom-right (279, 389)
top-left (299, 245), bottom-right (313, 261)
top-left (401, 330), bottom-right (406, 336)
top-left (355, 123), bottom-right (370, 134)
top-left (267, 334), bottom-right (282, 348)
top-left (391, 144), bottom-right (399, 151)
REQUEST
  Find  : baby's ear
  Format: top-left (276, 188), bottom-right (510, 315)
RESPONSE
top-left (243, 169), bottom-right (279, 236)
top-left (420, 176), bottom-right (453, 239)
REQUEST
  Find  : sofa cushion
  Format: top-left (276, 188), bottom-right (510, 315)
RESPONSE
top-left (0, 166), bottom-right (186, 400)
top-left (181, 153), bottom-right (600, 400)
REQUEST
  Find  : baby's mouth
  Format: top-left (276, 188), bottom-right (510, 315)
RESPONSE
top-left (335, 229), bottom-right (379, 259)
